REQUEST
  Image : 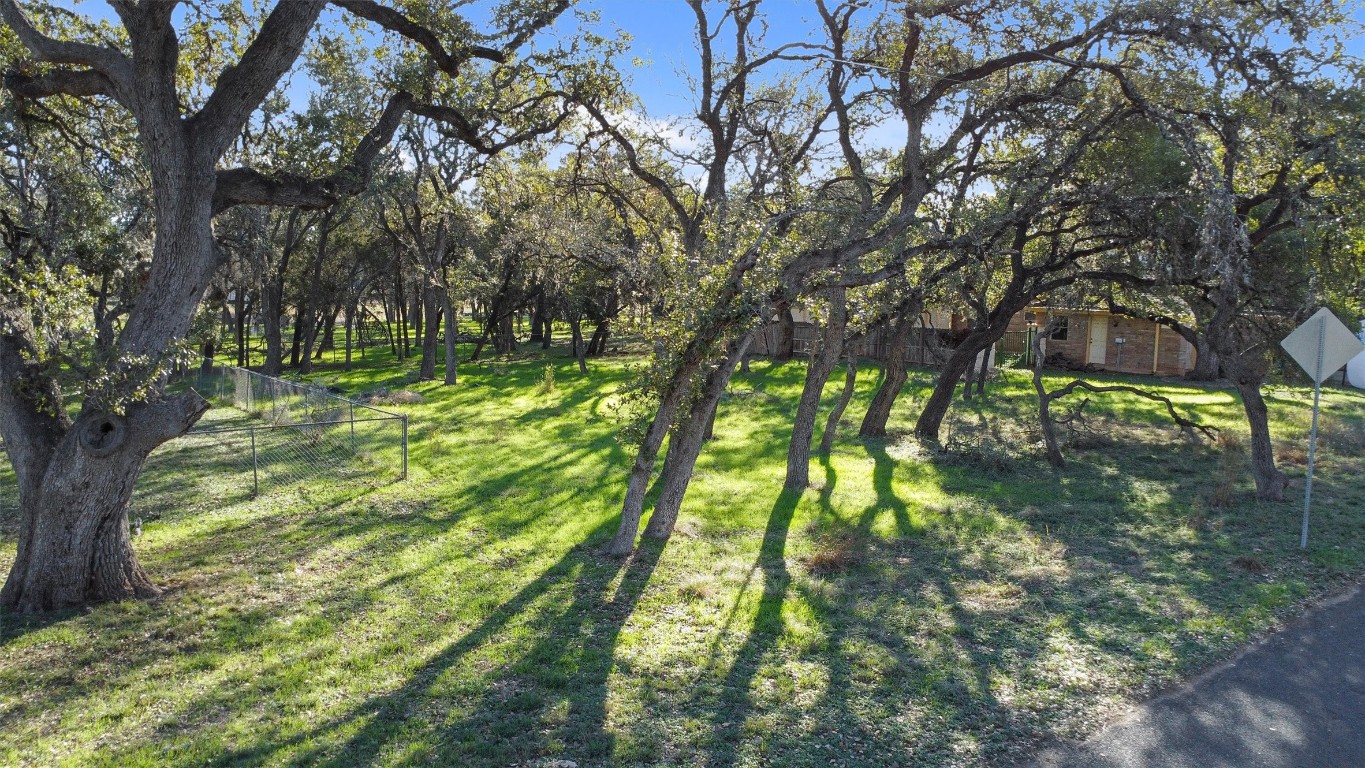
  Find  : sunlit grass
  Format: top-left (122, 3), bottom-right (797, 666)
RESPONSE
top-left (1, 341), bottom-right (1363, 767)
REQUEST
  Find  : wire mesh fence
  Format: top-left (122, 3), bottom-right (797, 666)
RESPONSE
top-left (137, 364), bottom-right (407, 509)
top-left (0, 440), bottom-right (13, 524)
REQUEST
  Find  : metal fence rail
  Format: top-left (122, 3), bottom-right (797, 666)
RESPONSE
top-left (139, 364), bottom-right (408, 505)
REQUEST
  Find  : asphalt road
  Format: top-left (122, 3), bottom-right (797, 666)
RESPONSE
top-left (1027, 582), bottom-right (1365, 768)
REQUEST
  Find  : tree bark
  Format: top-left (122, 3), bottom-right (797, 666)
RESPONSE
top-left (419, 283), bottom-right (441, 380)
top-left (569, 313), bottom-right (588, 373)
top-left (235, 287), bottom-right (247, 367)
top-left (818, 353), bottom-right (858, 454)
top-left (1234, 379), bottom-right (1286, 501)
top-left (528, 292), bottom-right (546, 344)
top-left (785, 287), bottom-right (847, 490)
top-left (1186, 335), bottom-right (1220, 381)
top-left (343, 303), bottom-right (355, 372)
top-left (859, 308), bottom-right (918, 437)
top-left (774, 300), bottom-right (796, 362)
top-left (642, 333), bottom-right (752, 541)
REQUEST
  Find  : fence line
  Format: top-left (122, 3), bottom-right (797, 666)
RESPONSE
top-left (139, 363), bottom-right (408, 504)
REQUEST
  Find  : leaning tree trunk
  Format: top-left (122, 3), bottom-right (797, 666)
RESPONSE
top-left (607, 386), bottom-right (688, 555)
top-left (818, 353), bottom-right (858, 454)
top-left (1233, 378), bottom-right (1287, 501)
top-left (915, 329), bottom-right (1005, 441)
top-left (784, 288), bottom-right (847, 490)
top-left (642, 334), bottom-right (753, 541)
top-left (606, 322), bottom-right (742, 555)
top-left (860, 308), bottom-right (918, 437)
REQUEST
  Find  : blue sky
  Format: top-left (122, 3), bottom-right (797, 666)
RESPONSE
top-left (581, 0), bottom-right (823, 116)
top-left (48, 0), bottom-right (1365, 124)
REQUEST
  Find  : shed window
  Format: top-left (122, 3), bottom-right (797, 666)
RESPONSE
top-left (1050, 317), bottom-right (1069, 341)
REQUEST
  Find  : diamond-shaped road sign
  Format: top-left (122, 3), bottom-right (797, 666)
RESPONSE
top-left (1280, 308), bottom-right (1365, 384)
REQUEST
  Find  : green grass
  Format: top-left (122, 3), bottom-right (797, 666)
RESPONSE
top-left (2, 342), bottom-right (1365, 767)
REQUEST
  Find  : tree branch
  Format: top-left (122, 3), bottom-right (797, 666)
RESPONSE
top-left (191, 1), bottom-right (327, 158)
top-left (214, 90), bottom-right (412, 213)
top-left (0, 0), bottom-right (132, 101)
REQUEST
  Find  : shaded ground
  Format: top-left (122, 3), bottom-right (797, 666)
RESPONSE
top-left (1029, 581), bottom-right (1365, 768)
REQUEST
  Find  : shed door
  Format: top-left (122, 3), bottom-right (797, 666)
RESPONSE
top-left (1087, 318), bottom-right (1108, 366)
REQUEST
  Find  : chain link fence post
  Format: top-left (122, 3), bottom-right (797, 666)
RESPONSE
top-left (250, 425), bottom-right (259, 496)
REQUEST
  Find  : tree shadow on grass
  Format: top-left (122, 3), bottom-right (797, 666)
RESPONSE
top-left (191, 518), bottom-right (663, 767)
top-left (695, 489), bottom-right (799, 766)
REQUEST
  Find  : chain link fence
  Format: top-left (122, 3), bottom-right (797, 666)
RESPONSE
top-left (0, 440), bottom-right (13, 527)
top-left (136, 365), bottom-right (407, 509)
top-left (2, 367), bottom-right (407, 527)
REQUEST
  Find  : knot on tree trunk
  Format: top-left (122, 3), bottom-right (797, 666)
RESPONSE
top-left (77, 414), bottom-right (128, 457)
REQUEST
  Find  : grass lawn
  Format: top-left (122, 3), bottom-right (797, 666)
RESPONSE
top-left (2, 342), bottom-right (1364, 767)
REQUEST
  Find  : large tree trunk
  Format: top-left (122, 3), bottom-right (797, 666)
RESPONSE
top-left (3, 168), bottom-right (220, 611)
top-left (785, 288), bottom-right (847, 490)
top-left (262, 284), bottom-right (285, 374)
top-left (1186, 335), bottom-right (1220, 381)
top-left (859, 309), bottom-right (918, 437)
top-left (2, 396), bottom-right (209, 612)
top-left (642, 334), bottom-right (752, 541)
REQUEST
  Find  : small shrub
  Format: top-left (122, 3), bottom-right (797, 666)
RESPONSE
top-left (802, 534), bottom-right (866, 575)
top-left (1206, 431), bottom-right (1245, 508)
top-left (940, 417), bottom-right (1033, 473)
top-left (1318, 415), bottom-right (1365, 457)
top-left (537, 363), bottom-right (556, 395)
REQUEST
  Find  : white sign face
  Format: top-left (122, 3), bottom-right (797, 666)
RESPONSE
top-left (1280, 308), bottom-right (1365, 384)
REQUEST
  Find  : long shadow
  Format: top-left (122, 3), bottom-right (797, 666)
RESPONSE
top-left (191, 518), bottom-right (662, 767)
top-left (700, 489), bottom-right (799, 767)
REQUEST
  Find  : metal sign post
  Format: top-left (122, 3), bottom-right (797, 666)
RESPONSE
top-left (1280, 308), bottom-right (1365, 549)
